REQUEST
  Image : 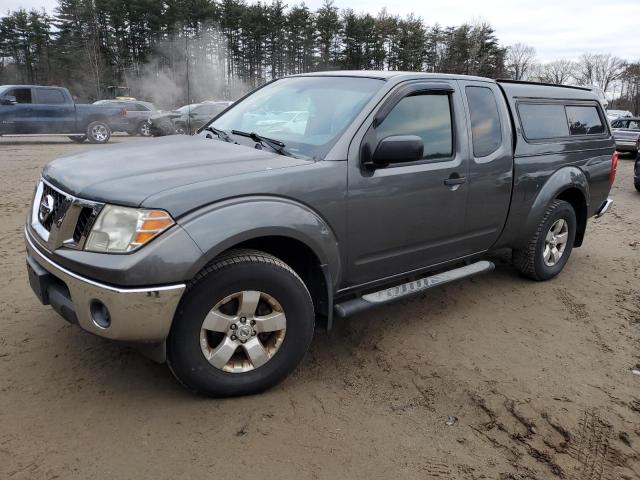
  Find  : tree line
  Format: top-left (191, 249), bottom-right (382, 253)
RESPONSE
top-left (0, 0), bottom-right (638, 112)
top-left (0, 0), bottom-right (507, 104)
top-left (505, 43), bottom-right (639, 112)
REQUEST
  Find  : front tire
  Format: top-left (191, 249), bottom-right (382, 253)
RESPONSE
top-left (513, 200), bottom-right (577, 281)
top-left (86, 121), bottom-right (111, 144)
top-left (167, 249), bottom-right (315, 397)
top-left (635, 180), bottom-right (640, 192)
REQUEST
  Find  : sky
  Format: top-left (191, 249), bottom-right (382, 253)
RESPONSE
top-left (4, 0), bottom-right (640, 62)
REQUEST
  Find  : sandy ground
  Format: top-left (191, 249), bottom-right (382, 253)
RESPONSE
top-left (0, 135), bottom-right (639, 480)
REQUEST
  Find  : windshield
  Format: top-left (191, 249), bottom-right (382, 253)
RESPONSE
top-left (208, 76), bottom-right (384, 159)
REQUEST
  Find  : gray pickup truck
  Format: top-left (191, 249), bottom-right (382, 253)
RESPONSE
top-left (25, 72), bottom-right (616, 396)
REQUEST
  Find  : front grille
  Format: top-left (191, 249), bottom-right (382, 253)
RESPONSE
top-left (40, 182), bottom-right (71, 231)
top-left (31, 179), bottom-right (103, 250)
top-left (73, 207), bottom-right (95, 242)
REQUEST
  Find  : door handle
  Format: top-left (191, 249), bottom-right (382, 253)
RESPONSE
top-left (444, 176), bottom-right (467, 186)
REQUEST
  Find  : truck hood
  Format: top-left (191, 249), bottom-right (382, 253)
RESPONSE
top-left (43, 135), bottom-right (310, 206)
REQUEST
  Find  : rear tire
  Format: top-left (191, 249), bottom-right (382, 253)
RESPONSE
top-left (68, 135), bottom-right (86, 143)
top-left (86, 121), bottom-right (111, 144)
top-left (167, 249), bottom-right (315, 397)
top-left (513, 200), bottom-right (577, 281)
top-left (635, 180), bottom-right (640, 192)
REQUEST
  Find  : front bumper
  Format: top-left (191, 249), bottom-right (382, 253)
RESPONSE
top-left (25, 229), bottom-right (185, 342)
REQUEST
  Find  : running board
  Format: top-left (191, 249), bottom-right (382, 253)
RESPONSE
top-left (334, 260), bottom-right (495, 318)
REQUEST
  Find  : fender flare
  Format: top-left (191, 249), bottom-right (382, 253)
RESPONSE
top-left (517, 166), bottom-right (589, 247)
top-left (178, 196), bottom-right (342, 289)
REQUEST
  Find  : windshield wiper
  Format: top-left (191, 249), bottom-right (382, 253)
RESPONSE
top-left (231, 130), bottom-right (291, 156)
top-left (204, 126), bottom-right (236, 143)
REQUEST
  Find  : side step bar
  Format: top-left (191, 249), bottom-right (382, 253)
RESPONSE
top-left (334, 260), bottom-right (495, 318)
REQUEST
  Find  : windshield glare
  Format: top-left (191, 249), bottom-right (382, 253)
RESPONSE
top-left (209, 76), bottom-right (384, 159)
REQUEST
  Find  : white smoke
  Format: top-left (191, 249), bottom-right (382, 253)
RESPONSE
top-left (124, 28), bottom-right (250, 109)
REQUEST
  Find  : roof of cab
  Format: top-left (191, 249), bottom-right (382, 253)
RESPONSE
top-left (291, 70), bottom-right (494, 83)
top-left (496, 79), bottom-right (596, 101)
top-left (290, 71), bottom-right (600, 100)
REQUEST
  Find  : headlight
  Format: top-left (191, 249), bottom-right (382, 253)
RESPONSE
top-left (85, 205), bottom-right (174, 253)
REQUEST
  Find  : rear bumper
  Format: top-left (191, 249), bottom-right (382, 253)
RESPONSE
top-left (595, 198), bottom-right (613, 218)
top-left (25, 229), bottom-right (185, 342)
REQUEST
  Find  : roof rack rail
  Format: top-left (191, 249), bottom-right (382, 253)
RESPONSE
top-left (495, 78), bottom-right (592, 92)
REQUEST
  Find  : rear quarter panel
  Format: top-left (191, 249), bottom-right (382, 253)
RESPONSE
top-left (495, 89), bottom-right (614, 249)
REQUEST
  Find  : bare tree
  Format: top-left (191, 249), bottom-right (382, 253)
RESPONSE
top-left (539, 59), bottom-right (576, 85)
top-left (506, 42), bottom-right (537, 80)
top-left (576, 53), bottom-right (626, 92)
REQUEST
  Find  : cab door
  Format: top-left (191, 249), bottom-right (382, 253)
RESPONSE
top-left (345, 80), bottom-right (472, 287)
top-left (33, 87), bottom-right (76, 133)
top-left (457, 80), bottom-right (514, 251)
top-left (0, 87), bottom-right (34, 134)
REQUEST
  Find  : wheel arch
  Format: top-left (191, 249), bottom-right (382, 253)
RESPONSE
top-left (179, 197), bottom-right (342, 329)
top-left (555, 186), bottom-right (588, 247)
top-left (223, 236), bottom-right (333, 329)
top-left (518, 166), bottom-right (589, 248)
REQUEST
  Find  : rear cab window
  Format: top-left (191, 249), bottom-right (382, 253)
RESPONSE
top-left (566, 106), bottom-right (605, 135)
top-left (465, 86), bottom-right (502, 157)
top-left (517, 102), bottom-right (607, 141)
top-left (35, 88), bottom-right (66, 105)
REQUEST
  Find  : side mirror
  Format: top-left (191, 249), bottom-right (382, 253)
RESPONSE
top-left (368, 135), bottom-right (424, 168)
top-left (1, 95), bottom-right (17, 105)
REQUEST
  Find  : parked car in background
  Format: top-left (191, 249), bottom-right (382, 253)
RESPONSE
top-left (25, 72), bottom-right (615, 396)
top-left (0, 85), bottom-right (124, 143)
top-left (93, 99), bottom-right (156, 136)
top-left (607, 109), bottom-right (633, 121)
top-left (149, 101), bottom-right (232, 136)
top-left (611, 117), bottom-right (640, 155)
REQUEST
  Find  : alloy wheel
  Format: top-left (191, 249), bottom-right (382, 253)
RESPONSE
top-left (199, 290), bottom-right (286, 373)
top-left (91, 124), bottom-right (108, 142)
top-left (543, 218), bottom-right (569, 266)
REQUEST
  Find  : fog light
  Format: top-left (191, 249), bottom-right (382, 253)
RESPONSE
top-left (90, 300), bottom-right (111, 329)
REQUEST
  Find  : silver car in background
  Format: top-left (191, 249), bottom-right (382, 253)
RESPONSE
top-left (611, 117), bottom-right (640, 155)
top-left (93, 99), bottom-right (157, 136)
top-left (607, 109), bottom-right (633, 122)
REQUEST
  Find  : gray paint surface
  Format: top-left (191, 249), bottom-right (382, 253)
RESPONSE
top-left (30, 72), bottom-right (614, 298)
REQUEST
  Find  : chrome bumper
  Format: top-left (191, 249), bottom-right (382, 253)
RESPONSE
top-left (25, 229), bottom-right (185, 342)
top-left (595, 198), bottom-right (613, 218)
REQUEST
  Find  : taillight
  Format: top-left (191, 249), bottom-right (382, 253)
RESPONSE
top-left (610, 151), bottom-right (618, 186)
